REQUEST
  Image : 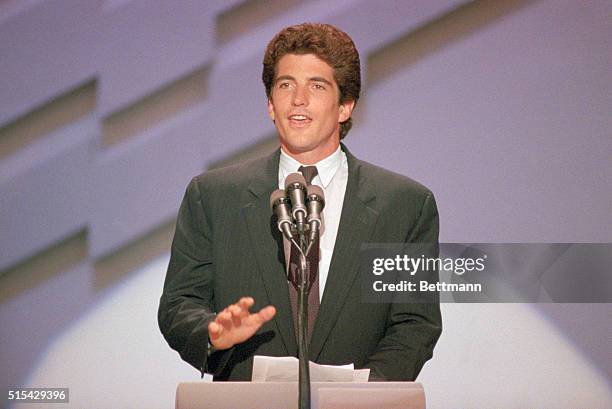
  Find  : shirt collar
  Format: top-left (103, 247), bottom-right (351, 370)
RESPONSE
top-left (279, 145), bottom-right (343, 189)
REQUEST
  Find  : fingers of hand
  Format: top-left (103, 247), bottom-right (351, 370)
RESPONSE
top-left (260, 305), bottom-right (276, 321)
top-left (212, 299), bottom-right (274, 336)
top-left (215, 309), bottom-right (234, 330)
top-left (228, 304), bottom-right (243, 326)
top-left (248, 305), bottom-right (277, 326)
top-left (208, 321), bottom-right (222, 339)
top-left (215, 298), bottom-right (253, 330)
top-left (238, 297), bottom-right (254, 311)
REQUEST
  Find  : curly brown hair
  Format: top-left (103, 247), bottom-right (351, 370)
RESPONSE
top-left (262, 23), bottom-right (361, 139)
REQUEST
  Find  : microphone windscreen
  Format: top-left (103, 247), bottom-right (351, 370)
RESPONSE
top-left (307, 185), bottom-right (325, 202)
top-left (270, 189), bottom-right (287, 211)
top-left (284, 173), bottom-right (307, 190)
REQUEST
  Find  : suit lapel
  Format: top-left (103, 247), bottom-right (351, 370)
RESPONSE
top-left (309, 145), bottom-right (379, 360)
top-left (241, 149), bottom-right (297, 356)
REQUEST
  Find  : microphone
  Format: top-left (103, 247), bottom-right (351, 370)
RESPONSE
top-left (285, 173), bottom-right (308, 232)
top-left (306, 185), bottom-right (325, 242)
top-left (270, 189), bottom-right (294, 240)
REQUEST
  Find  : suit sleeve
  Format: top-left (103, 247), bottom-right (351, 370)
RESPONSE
top-left (364, 191), bottom-right (443, 381)
top-left (157, 178), bottom-right (232, 377)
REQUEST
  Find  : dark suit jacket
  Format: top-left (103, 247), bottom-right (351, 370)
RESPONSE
top-left (158, 145), bottom-right (442, 381)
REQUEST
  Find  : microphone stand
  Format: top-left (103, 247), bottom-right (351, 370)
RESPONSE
top-left (273, 178), bottom-right (323, 409)
top-left (292, 227), bottom-right (311, 409)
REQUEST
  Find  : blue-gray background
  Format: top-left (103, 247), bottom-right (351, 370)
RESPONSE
top-left (1, 1), bottom-right (610, 408)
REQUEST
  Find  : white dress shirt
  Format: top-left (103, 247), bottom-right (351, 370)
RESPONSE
top-left (278, 146), bottom-right (349, 301)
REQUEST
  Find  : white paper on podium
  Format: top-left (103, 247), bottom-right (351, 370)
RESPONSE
top-left (251, 355), bottom-right (370, 382)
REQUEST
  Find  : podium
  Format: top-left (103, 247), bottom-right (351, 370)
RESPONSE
top-left (176, 381), bottom-right (425, 409)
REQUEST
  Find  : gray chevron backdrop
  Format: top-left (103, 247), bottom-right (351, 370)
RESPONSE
top-left (1, 1), bottom-right (610, 408)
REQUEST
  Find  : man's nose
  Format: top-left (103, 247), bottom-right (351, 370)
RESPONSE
top-left (292, 85), bottom-right (308, 106)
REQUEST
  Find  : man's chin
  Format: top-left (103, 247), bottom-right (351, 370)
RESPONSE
top-left (282, 146), bottom-right (312, 158)
top-left (280, 138), bottom-right (317, 154)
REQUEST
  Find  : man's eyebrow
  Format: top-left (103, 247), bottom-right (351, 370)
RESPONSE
top-left (274, 75), bottom-right (334, 86)
top-left (275, 75), bottom-right (295, 82)
top-left (309, 77), bottom-right (333, 86)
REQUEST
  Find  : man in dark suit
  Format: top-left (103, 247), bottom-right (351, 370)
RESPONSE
top-left (158, 23), bottom-right (442, 382)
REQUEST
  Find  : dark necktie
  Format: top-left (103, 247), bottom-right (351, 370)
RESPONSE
top-left (287, 166), bottom-right (320, 342)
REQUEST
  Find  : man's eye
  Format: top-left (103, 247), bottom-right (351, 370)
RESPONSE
top-left (278, 82), bottom-right (290, 89)
top-left (313, 83), bottom-right (325, 90)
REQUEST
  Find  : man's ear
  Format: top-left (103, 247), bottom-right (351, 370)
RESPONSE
top-left (267, 98), bottom-right (275, 121)
top-left (338, 99), bottom-right (356, 123)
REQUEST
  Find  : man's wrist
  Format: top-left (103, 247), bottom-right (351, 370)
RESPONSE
top-left (204, 343), bottom-right (235, 377)
top-left (207, 343), bottom-right (218, 357)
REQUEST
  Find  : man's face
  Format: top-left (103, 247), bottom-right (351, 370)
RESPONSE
top-left (267, 53), bottom-right (354, 164)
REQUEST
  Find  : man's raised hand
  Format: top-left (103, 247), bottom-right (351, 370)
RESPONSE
top-left (208, 297), bottom-right (276, 350)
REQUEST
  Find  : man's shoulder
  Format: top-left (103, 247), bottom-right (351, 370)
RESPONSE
top-left (354, 157), bottom-right (433, 199)
top-left (351, 156), bottom-right (438, 223)
top-left (189, 151), bottom-right (276, 192)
